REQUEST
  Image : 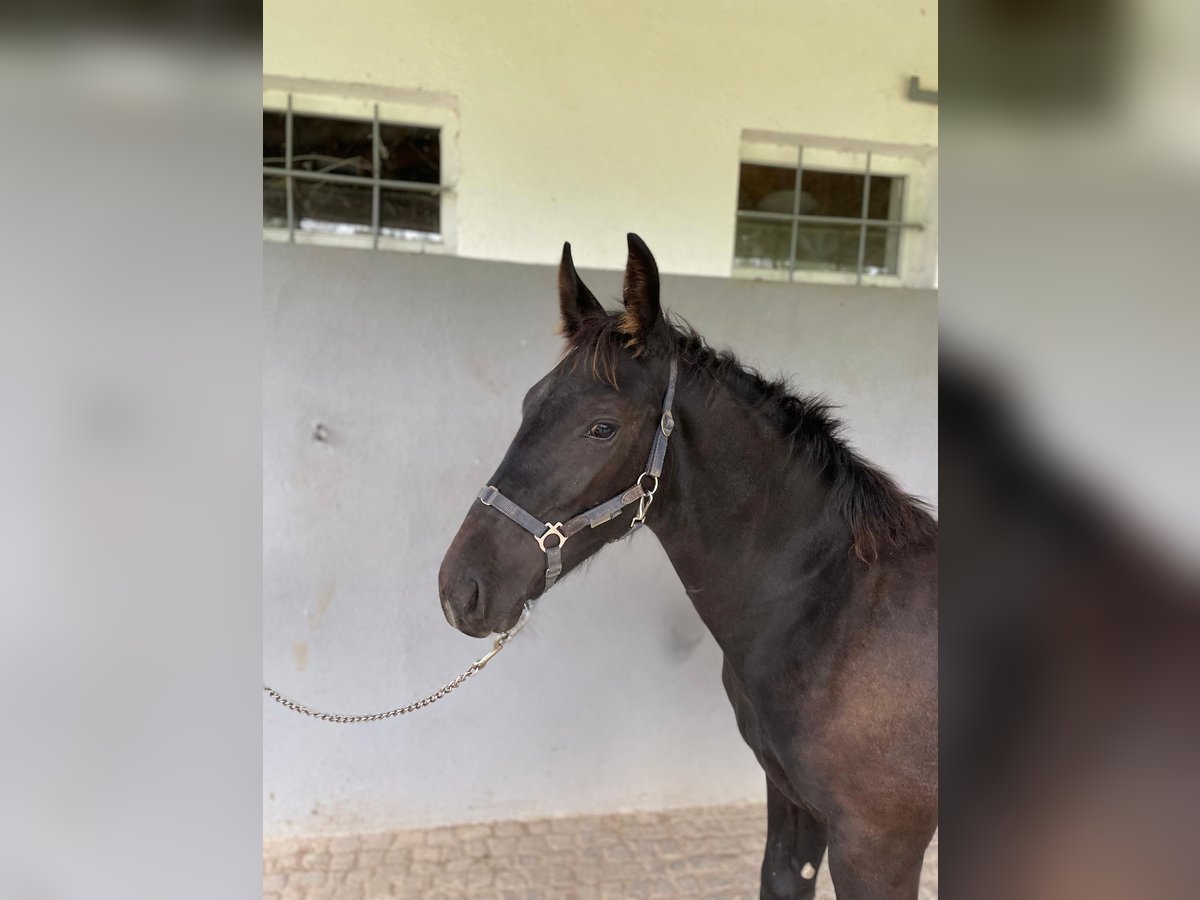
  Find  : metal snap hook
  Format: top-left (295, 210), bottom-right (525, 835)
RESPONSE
top-left (631, 485), bottom-right (656, 528)
top-left (473, 639), bottom-right (505, 670)
top-left (475, 601), bottom-right (534, 670)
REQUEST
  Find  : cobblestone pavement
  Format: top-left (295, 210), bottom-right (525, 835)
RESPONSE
top-left (264, 803), bottom-right (937, 899)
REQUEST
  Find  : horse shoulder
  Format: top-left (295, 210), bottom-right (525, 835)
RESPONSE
top-left (807, 549), bottom-right (939, 825)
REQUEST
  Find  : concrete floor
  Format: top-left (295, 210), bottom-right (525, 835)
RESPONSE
top-left (264, 803), bottom-right (938, 899)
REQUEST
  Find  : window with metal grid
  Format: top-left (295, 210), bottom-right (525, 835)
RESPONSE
top-left (734, 149), bottom-right (923, 283)
top-left (263, 97), bottom-right (447, 247)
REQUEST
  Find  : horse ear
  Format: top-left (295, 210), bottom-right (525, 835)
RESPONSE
top-left (558, 242), bottom-right (603, 337)
top-left (620, 233), bottom-right (661, 353)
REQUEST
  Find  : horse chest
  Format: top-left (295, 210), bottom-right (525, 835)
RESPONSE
top-left (721, 658), bottom-right (826, 806)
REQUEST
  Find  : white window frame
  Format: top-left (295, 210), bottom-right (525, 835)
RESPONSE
top-left (262, 77), bottom-right (459, 255)
top-left (735, 131), bottom-right (937, 289)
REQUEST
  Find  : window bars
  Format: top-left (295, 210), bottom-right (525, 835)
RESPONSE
top-left (734, 147), bottom-right (924, 284)
top-left (263, 95), bottom-right (449, 248)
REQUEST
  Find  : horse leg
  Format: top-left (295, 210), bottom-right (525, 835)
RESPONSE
top-left (760, 777), bottom-right (827, 900)
top-left (825, 824), bottom-right (928, 900)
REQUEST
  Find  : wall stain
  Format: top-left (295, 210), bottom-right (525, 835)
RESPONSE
top-left (307, 580), bottom-right (335, 630)
top-left (292, 641), bottom-right (309, 672)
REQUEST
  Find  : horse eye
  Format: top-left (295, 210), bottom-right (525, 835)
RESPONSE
top-left (585, 422), bottom-right (618, 441)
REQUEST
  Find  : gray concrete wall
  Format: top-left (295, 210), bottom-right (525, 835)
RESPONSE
top-left (263, 244), bottom-right (937, 837)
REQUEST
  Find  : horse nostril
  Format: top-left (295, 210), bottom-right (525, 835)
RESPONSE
top-left (462, 577), bottom-right (481, 613)
top-left (440, 575), bottom-right (482, 630)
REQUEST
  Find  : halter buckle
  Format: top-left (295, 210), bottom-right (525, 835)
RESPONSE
top-left (536, 522), bottom-right (567, 552)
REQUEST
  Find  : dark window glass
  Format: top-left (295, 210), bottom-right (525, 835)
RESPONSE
top-left (295, 180), bottom-right (373, 235)
top-left (263, 111), bottom-right (286, 168)
top-left (737, 163), bottom-right (796, 214)
top-left (379, 124), bottom-right (440, 184)
top-left (798, 170), bottom-right (865, 219)
top-left (863, 225), bottom-right (902, 274)
top-left (793, 223), bottom-right (862, 272)
top-left (867, 175), bottom-right (903, 221)
top-left (380, 189), bottom-right (440, 236)
top-left (263, 174), bottom-right (287, 227)
top-left (734, 219), bottom-right (792, 271)
top-left (291, 114), bottom-right (374, 178)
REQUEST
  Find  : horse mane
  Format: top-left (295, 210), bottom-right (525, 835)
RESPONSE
top-left (562, 311), bottom-right (937, 562)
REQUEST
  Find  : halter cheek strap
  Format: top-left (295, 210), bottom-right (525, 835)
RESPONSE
top-left (478, 358), bottom-right (679, 593)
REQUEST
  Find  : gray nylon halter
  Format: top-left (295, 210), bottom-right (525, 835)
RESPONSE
top-left (478, 358), bottom-right (679, 593)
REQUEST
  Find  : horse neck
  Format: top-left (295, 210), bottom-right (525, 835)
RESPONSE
top-left (647, 366), bottom-right (855, 667)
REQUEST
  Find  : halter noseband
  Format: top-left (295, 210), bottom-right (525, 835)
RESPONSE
top-left (477, 358), bottom-right (679, 593)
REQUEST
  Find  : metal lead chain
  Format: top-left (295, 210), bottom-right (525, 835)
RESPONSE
top-left (263, 602), bottom-right (533, 724)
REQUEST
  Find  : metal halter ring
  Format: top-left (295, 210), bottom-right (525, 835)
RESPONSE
top-left (536, 522), bottom-right (567, 552)
top-left (636, 472), bottom-right (660, 497)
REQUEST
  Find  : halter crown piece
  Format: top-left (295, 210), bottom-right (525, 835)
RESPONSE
top-left (478, 358), bottom-right (679, 593)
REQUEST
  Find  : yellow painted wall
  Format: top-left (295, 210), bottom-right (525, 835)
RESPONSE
top-left (264, 0), bottom-right (937, 276)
